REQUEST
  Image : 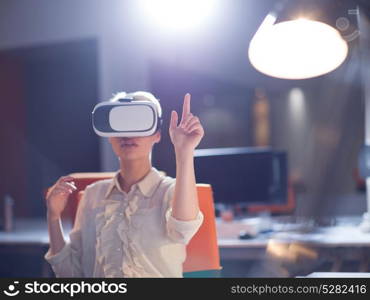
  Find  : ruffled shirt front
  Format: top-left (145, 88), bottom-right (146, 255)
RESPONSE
top-left (44, 167), bottom-right (204, 277)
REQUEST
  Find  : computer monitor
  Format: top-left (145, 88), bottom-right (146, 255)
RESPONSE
top-left (194, 147), bottom-right (288, 209)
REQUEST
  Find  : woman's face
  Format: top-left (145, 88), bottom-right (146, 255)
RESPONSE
top-left (108, 131), bottom-right (161, 161)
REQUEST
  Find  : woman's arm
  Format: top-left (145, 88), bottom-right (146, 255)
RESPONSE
top-left (169, 93), bottom-right (205, 221)
top-left (172, 150), bottom-right (198, 220)
top-left (44, 176), bottom-right (84, 277)
top-left (46, 176), bottom-right (76, 254)
top-left (47, 213), bottom-right (66, 255)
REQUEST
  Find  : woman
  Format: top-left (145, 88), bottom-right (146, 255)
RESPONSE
top-left (44, 91), bottom-right (205, 277)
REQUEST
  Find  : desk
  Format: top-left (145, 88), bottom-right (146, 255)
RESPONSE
top-left (0, 219), bottom-right (71, 277)
top-left (0, 219), bottom-right (71, 245)
top-left (305, 272), bottom-right (370, 277)
top-left (216, 216), bottom-right (370, 276)
top-left (0, 217), bottom-right (369, 277)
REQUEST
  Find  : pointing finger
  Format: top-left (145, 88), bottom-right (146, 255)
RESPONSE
top-left (181, 93), bottom-right (191, 123)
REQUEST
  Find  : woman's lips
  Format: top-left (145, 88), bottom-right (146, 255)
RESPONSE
top-left (119, 138), bottom-right (138, 149)
top-left (120, 143), bottom-right (138, 148)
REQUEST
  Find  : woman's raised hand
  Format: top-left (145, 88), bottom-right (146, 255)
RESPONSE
top-left (169, 93), bottom-right (205, 154)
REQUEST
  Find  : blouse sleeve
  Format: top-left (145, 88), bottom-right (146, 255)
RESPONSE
top-left (165, 181), bottom-right (204, 245)
top-left (44, 186), bottom-right (91, 277)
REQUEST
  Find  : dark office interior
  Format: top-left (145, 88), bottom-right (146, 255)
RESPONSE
top-left (1, 0), bottom-right (370, 281)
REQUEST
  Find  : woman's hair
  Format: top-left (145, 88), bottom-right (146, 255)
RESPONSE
top-left (109, 91), bottom-right (162, 119)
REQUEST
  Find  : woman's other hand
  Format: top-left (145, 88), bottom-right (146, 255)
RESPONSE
top-left (46, 176), bottom-right (77, 219)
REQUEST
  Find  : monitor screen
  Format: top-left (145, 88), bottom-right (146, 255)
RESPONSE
top-left (194, 147), bottom-right (288, 207)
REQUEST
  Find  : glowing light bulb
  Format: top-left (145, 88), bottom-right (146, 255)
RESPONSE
top-left (249, 18), bottom-right (348, 79)
top-left (140, 0), bottom-right (216, 32)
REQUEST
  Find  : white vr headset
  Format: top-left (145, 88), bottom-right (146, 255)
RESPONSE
top-left (92, 97), bottom-right (162, 137)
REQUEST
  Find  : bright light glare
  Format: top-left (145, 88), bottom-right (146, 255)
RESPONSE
top-left (140, 0), bottom-right (216, 31)
top-left (248, 19), bottom-right (349, 79)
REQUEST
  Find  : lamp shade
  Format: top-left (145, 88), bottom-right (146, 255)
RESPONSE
top-left (248, 18), bottom-right (349, 79)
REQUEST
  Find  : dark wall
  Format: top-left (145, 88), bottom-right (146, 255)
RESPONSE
top-left (0, 52), bottom-right (27, 222)
top-left (0, 39), bottom-right (100, 218)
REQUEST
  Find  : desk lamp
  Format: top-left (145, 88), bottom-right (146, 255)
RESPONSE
top-left (249, 1), bottom-right (370, 232)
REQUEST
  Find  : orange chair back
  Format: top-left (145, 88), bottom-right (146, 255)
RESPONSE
top-left (182, 184), bottom-right (221, 272)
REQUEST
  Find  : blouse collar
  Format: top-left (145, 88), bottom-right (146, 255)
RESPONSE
top-left (104, 167), bottom-right (163, 198)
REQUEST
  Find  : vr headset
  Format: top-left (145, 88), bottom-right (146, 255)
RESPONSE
top-left (92, 97), bottom-right (162, 137)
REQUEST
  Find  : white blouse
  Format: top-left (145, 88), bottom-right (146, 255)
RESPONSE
top-left (44, 167), bottom-right (204, 278)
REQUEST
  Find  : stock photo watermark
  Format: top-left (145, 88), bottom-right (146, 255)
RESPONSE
top-left (2, 280), bottom-right (128, 297)
top-left (335, 8), bottom-right (360, 42)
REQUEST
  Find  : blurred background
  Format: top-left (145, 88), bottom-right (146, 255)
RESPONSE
top-left (1, 0), bottom-right (370, 278)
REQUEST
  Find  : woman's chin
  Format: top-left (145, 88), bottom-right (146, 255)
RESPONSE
top-left (118, 153), bottom-right (143, 161)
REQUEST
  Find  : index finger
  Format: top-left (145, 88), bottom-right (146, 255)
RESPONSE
top-left (181, 93), bottom-right (191, 121)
